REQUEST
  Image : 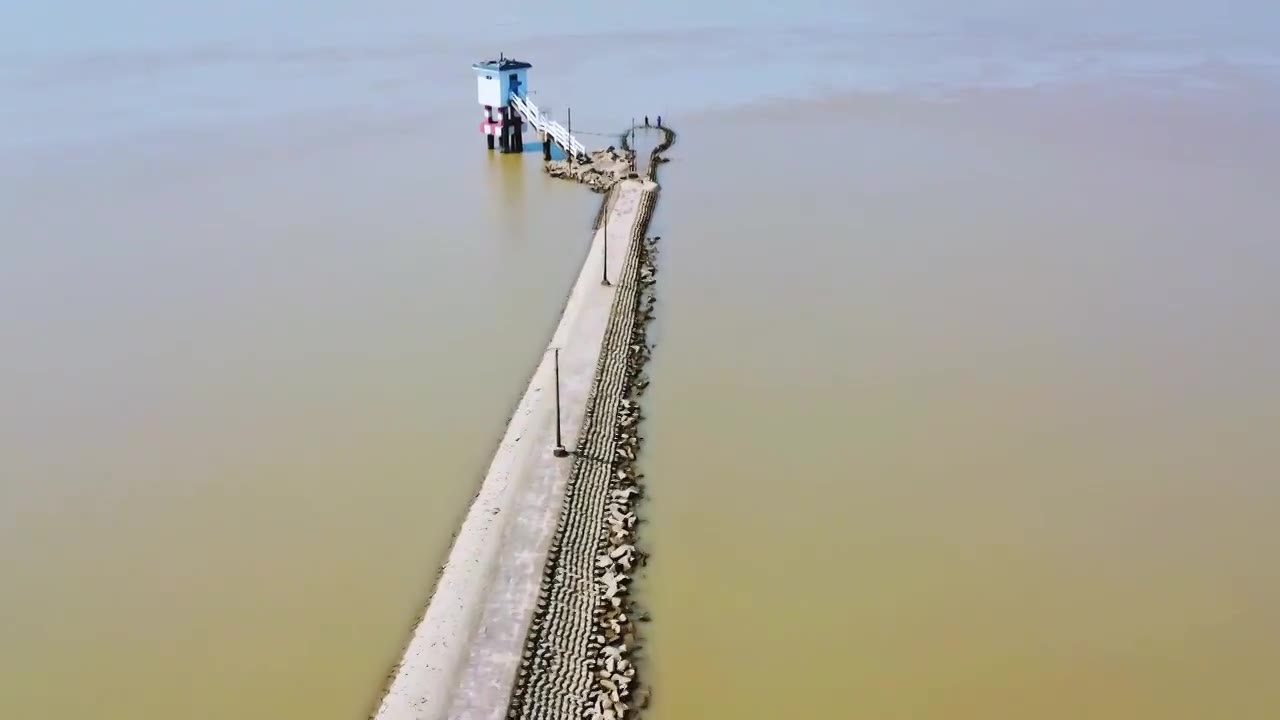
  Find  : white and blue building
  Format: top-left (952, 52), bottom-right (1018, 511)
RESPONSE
top-left (473, 55), bottom-right (532, 152)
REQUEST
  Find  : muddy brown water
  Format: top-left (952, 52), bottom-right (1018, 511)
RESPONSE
top-left (1, 125), bottom-right (597, 718)
top-left (640, 88), bottom-right (1280, 719)
top-left (3, 2), bottom-right (1279, 718)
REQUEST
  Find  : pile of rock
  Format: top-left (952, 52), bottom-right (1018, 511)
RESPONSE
top-left (585, 229), bottom-right (659, 720)
top-left (546, 147), bottom-right (636, 193)
top-left (506, 129), bottom-right (672, 720)
top-left (505, 197), bottom-right (656, 720)
top-left (643, 128), bottom-right (676, 183)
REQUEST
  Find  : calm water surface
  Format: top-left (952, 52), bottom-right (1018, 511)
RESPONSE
top-left (3, 1), bottom-right (1279, 718)
top-left (643, 88), bottom-right (1280, 719)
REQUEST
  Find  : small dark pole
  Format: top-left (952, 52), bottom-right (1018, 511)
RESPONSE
top-left (601, 197), bottom-right (611, 286)
top-left (553, 348), bottom-right (568, 457)
top-left (567, 107), bottom-right (573, 168)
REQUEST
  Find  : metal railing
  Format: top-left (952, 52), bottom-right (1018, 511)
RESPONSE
top-left (510, 95), bottom-right (588, 159)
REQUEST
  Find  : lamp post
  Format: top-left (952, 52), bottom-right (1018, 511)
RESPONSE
top-left (552, 347), bottom-right (569, 457)
top-left (601, 196), bottom-right (611, 287)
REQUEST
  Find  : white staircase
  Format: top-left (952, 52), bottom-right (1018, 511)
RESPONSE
top-left (510, 95), bottom-right (588, 160)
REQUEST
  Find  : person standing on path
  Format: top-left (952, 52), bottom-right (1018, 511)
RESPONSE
top-left (656, 115), bottom-right (662, 128)
top-left (644, 116), bottom-right (650, 127)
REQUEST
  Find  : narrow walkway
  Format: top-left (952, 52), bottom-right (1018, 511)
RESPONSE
top-left (373, 177), bottom-right (655, 720)
top-left (502, 183), bottom-right (654, 720)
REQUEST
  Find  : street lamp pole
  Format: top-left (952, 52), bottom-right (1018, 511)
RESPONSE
top-left (553, 347), bottom-right (568, 457)
top-left (601, 196), bottom-right (611, 286)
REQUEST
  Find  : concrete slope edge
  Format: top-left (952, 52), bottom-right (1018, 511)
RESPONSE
top-left (366, 126), bottom-right (672, 720)
top-left (367, 311), bottom-right (571, 720)
top-left (369, 189), bottom-right (650, 719)
top-left (504, 131), bottom-right (673, 720)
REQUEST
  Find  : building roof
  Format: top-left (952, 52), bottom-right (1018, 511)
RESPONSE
top-left (472, 57), bottom-right (532, 72)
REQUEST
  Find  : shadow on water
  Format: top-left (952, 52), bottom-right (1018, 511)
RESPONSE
top-left (522, 140), bottom-right (569, 161)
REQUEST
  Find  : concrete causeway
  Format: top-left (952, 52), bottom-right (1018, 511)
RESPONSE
top-left (503, 182), bottom-right (658, 720)
top-left (373, 176), bottom-right (657, 720)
